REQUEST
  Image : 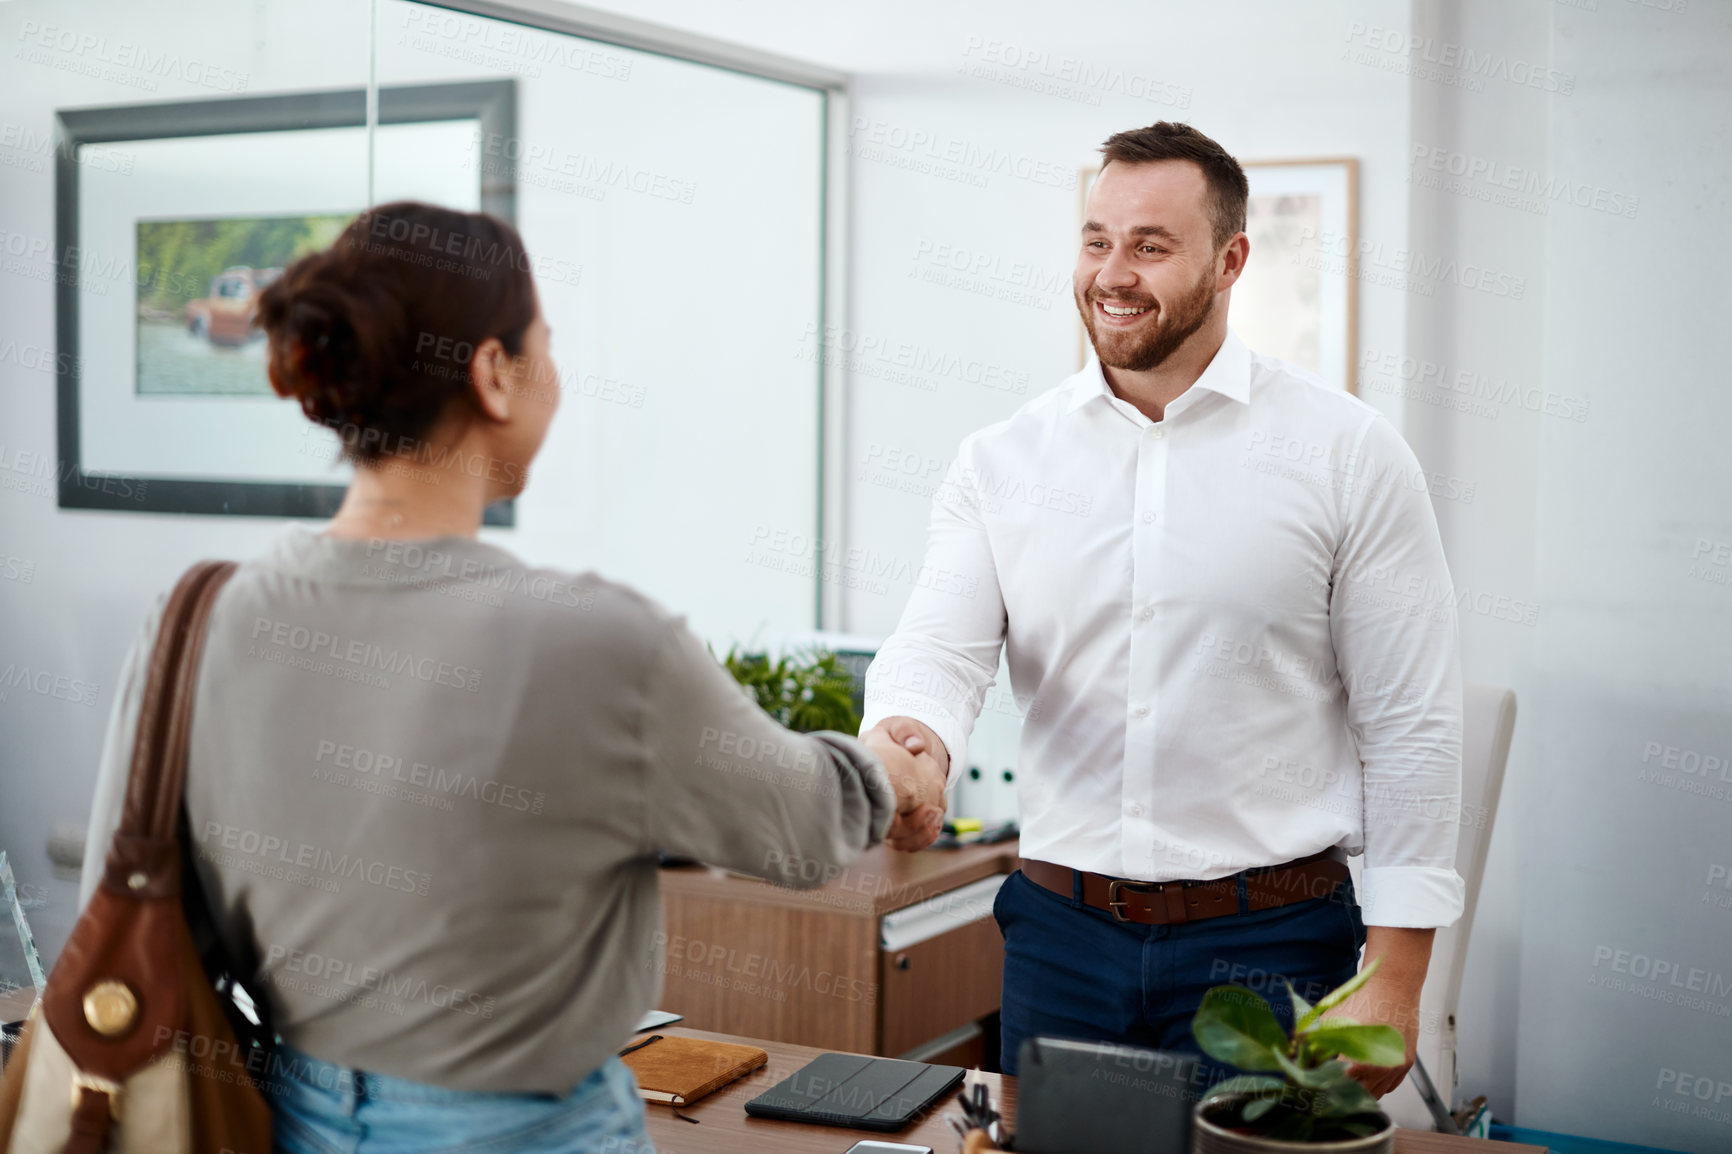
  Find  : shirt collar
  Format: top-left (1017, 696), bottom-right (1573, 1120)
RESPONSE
top-left (1064, 328), bottom-right (1252, 416)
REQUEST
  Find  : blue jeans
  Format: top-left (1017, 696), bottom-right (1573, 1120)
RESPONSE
top-left (994, 866), bottom-right (1367, 1079)
top-left (261, 1042), bottom-right (654, 1154)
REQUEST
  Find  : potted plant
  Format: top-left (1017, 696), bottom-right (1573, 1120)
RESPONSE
top-left (1189, 957), bottom-right (1405, 1153)
top-left (715, 645), bottom-right (861, 735)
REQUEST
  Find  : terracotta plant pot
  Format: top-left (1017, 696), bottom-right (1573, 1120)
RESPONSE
top-left (1191, 1094), bottom-right (1395, 1154)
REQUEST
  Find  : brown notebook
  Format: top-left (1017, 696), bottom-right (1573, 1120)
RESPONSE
top-left (619, 1034), bottom-right (768, 1106)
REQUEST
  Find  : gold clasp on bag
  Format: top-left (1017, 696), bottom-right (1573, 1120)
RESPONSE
top-left (82, 980), bottom-right (138, 1037)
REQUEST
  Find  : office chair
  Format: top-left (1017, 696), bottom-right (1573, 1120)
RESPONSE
top-left (1348, 682), bottom-right (1518, 1131)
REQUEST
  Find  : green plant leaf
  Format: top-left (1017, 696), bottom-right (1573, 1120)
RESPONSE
top-left (1192, 986), bottom-right (1289, 1072)
top-left (1296, 954), bottom-right (1382, 1032)
top-left (1300, 1021), bottom-right (1407, 1067)
top-left (1284, 978), bottom-right (1315, 1026)
top-left (1200, 1075), bottom-right (1286, 1104)
top-left (1271, 1046), bottom-right (1342, 1090)
top-left (1313, 1076), bottom-right (1381, 1118)
top-left (1243, 1096), bottom-right (1277, 1122)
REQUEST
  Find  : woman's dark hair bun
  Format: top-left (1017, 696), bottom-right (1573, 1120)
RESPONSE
top-left (257, 201), bottom-right (536, 463)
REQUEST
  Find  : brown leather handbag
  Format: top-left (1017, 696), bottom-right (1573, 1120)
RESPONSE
top-left (0, 561), bottom-right (273, 1154)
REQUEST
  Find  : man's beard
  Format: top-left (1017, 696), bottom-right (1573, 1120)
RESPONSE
top-left (1076, 267), bottom-right (1216, 373)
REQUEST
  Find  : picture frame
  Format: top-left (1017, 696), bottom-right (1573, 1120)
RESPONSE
top-left (1075, 157), bottom-right (1359, 392)
top-left (54, 79), bottom-right (519, 521)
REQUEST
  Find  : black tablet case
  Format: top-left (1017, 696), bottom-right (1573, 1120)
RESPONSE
top-left (742, 1052), bottom-right (965, 1131)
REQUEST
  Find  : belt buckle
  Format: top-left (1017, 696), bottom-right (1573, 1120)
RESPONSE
top-left (1106, 878), bottom-right (1162, 922)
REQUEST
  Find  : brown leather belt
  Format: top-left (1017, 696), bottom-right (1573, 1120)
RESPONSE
top-left (1020, 846), bottom-right (1349, 926)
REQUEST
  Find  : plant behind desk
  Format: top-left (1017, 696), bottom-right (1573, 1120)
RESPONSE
top-left (715, 645), bottom-right (861, 735)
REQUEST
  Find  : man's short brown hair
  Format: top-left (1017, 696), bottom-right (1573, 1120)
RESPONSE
top-left (1099, 122), bottom-right (1249, 252)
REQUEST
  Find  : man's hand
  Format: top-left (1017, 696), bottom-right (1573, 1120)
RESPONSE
top-left (1325, 926), bottom-right (1435, 1098)
top-left (860, 716), bottom-right (949, 852)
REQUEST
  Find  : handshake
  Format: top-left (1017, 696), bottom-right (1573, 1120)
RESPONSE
top-left (859, 716), bottom-right (949, 853)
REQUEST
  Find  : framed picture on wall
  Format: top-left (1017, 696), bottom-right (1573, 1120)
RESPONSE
top-left (1076, 157), bottom-right (1359, 392)
top-left (55, 79), bottom-right (519, 520)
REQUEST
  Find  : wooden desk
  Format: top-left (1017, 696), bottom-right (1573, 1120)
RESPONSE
top-left (646, 1027), bottom-right (1544, 1154)
top-left (658, 840), bottom-right (1020, 1058)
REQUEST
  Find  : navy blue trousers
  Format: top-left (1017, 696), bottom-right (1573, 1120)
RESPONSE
top-left (993, 866), bottom-right (1367, 1078)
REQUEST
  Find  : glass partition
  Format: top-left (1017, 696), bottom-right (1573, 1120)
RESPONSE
top-left (370, 2), bottom-right (828, 645)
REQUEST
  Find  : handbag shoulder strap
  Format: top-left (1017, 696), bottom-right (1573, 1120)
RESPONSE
top-left (118, 560), bottom-right (238, 842)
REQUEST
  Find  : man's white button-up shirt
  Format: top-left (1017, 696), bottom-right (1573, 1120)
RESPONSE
top-left (863, 331), bottom-right (1466, 928)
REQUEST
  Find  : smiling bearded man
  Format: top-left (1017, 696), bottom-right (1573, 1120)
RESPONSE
top-left (860, 121), bottom-right (1466, 1100)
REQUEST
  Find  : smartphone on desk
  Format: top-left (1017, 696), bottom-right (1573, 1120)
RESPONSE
top-left (842, 1142), bottom-right (933, 1154)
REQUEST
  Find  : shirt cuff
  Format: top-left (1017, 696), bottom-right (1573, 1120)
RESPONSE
top-left (1359, 866), bottom-right (1466, 928)
top-left (859, 699), bottom-right (970, 794)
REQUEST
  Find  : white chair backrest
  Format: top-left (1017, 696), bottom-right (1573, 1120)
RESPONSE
top-left (1369, 682), bottom-right (1517, 1127)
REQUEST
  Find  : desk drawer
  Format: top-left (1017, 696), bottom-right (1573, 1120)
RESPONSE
top-left (879, 913), bottom-right (1004, 1057)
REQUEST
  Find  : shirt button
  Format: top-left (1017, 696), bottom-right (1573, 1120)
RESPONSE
top-left (1131, 704), bottom-right (1149, 718)
top-left (1142, 512), bottom-right (1156, 524)
top-left (1140, 608), bottom-right (1154, 621)
top-left (1128, 802), bottom-right (1145, 817)
top-left (1152, 427), bottom-right (1165, 439)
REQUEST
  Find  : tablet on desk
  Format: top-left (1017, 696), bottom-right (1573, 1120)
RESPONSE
top-left (743, 1053), bottom-right (965, 1132)
top-left (632, 1009), bottom-right (684, 1032)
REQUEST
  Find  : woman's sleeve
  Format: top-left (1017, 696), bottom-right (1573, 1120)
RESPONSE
top-left (77, 595), bottom-right (166, 912)
top-left (639, 615), bottom-right (896, 886)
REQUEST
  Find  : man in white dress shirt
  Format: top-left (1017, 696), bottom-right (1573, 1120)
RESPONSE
top-left (861, 122), bottom-right (1464, 1097)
